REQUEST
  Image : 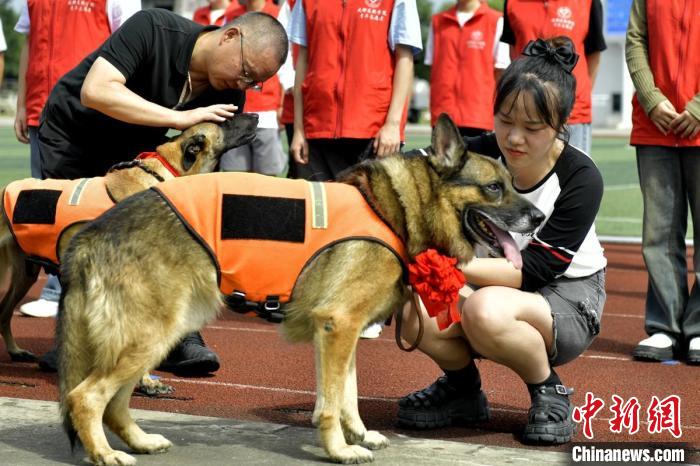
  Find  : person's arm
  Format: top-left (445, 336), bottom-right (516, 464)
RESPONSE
top-left (459, 257), bottom-right (523, 288)
top-left (14, 41), bottom-right (29, 144)
top-left (290, 46), bottom-right (309, 164)
top-left (586, 51), bottom-right (601, 86)
top-left (625, 0), bottom-right (678, 134)
top-left (374, 45), bottom-right (413, 157)
top-left (80, 57), bottom-right (237, 130)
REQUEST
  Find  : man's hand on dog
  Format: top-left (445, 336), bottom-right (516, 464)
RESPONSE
top-left (174, 104), bottom-right (238, 130)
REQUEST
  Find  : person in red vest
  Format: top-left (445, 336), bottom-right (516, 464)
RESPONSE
top-left (288, 0), bottom-right (422, 339)
top-left (500, 0), bottom-right (606, 156)
top-left (12, 0), bottom-right (140, 323)
top-left (276, 0), bottom-right (307, 179)
top-left (192, 0), bottom-right (239, 26)
top-left (426, 0), bottom-right (509, 137)
top-left (221, 0), bottom-right (291, 176)
top-left (626, 0), bottom-right (700, 365)
top-left (288, 0), bottom-right (422, 179)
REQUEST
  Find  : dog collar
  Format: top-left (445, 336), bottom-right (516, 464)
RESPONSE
top-left (135, 152), bottom-right (181, 178)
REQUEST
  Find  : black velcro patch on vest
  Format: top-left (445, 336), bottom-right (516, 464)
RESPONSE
top-left (221, 194), bottom-right (306, 243)
top-left (12, 189), bottom-right (61, 224)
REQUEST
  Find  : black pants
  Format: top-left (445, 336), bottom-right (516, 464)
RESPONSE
top-left (302, 138), bottom-right (375, 181)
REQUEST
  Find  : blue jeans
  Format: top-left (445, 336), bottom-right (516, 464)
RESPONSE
top-left (30, 127), bottom-right (62, 303)
top-left (567, 123), bottom-right (592, 156)
top-left (636, 146), bottom-right (700, 342)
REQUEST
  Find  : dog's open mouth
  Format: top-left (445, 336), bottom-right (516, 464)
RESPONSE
top-left (463, 209), bottom-right (523, 269)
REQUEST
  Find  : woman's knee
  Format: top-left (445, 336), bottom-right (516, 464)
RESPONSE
top-left (461, 289), bottom-right (508, 336)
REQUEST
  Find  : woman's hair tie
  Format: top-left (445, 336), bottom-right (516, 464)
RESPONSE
top-left (522, 38), bottom-right (580, 74)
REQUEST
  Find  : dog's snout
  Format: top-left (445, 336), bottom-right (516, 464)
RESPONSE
top-left (530, 207), bottom-right (545, 227)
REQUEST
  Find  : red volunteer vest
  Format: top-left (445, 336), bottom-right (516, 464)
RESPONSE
top-left (25, 0), bottom-right (112, 126)
top-left (3, 177), bottom-right (114, 267)
top-left (227, 2), bottom-right (282, 113)
top-left (301, 0), bottom-right (407, 139)
top-left (630, 0), bottom-right (700, 147)
top-left (152, 173), bottom-right (407, 303)
top-left (430, 4), bottom-right (500, 129)
top-left (505, 0), bottom-right (593, 124)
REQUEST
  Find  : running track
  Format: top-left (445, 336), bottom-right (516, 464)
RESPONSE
top-left (0, 243), bottom-right (698, 461)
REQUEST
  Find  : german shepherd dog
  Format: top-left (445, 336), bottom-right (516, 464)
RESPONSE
top-left (0, 114), bottom-right (258, 368)
top-left (57, 114), bottom-right (543, 465)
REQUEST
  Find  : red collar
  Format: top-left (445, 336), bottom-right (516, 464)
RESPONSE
top-left (135, 152), bottom-right (181, 178)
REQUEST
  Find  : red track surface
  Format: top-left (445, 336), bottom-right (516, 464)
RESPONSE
top-left (1, 243), bottom-right (698, 460)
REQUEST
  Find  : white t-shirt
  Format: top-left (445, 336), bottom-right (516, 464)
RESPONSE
top-left (15, 0), bottom-right (142, 34)
top-left (0, 18), bottom-right (7, 53)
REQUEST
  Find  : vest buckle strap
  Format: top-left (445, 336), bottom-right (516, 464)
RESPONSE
top-left (224, 290), bottom-right (260, 314)
top-left (260, 295), bottom-right (284, 323)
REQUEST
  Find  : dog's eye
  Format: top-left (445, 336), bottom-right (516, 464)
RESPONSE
top-left (484, 183), bottom-right (502, 193)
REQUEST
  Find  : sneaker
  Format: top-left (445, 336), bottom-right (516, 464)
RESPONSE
top-left (522, 384), bottom-right (575, 445)
top-left (359, 322), bottom-right (383, 339)
top-left (38, 348), bottom-right (59, 373)
top-left (633, 333), bottom-right (675, 361)
top-left (19, 299), bottom-right (58, 318)
top-left (157, 331), bottom-right (220, 376)
top-left (688, 337), bottom-right (700, 365)
top-left (397, 376), bottom-right (489, 429)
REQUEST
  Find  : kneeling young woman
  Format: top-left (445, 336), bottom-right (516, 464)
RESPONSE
top-left (398, 37), bottom-right (607, 445)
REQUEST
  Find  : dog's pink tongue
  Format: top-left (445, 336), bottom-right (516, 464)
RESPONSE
top-left (486, 220), bottom-right (523, 269)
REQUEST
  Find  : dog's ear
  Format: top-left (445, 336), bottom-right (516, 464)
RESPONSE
top-left (429, 113), bottom-right (467, 174)
top-left (181, 133), bottom-right (207, 171)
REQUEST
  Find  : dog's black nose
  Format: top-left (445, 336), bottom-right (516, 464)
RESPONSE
top-left (531, 208), bottom-right (545, 226)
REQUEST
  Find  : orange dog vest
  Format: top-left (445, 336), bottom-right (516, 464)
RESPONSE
top-left (3, 177), bottom-right (114, 268)
top-left (152, 173), bottom-right (408, 308)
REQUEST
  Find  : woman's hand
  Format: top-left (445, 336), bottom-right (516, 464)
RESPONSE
top-left (649, 100), bottom-right (679, 135)
top-left (669, 110), bottom-right (700, 139)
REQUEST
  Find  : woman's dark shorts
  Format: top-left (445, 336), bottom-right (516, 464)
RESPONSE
top-left (540, 269), bottom-right (606, 366)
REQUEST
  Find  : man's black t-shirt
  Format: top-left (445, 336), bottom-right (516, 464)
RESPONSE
top-left (38, 9), bottom-right (246, 179)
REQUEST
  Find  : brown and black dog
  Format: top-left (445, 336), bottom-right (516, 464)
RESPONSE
top-left (57, 114), bottom-right (543, 464)
top-left (0, 114), bottom-right (258, 367)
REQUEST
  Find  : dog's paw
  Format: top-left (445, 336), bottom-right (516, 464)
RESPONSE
top-left (360, 430), bottom-right (389, 450)
top-left (134, 378), bottom-right (175, 397)
top-left (128, 433), bottom-right (172, 454)
top-left (91, 449), bottom-right (136, 466)
top-left (328, 444), bottom-right (374, 464)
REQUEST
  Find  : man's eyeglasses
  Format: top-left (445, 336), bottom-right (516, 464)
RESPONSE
top-left (240, 33), bottom-right (263, 91)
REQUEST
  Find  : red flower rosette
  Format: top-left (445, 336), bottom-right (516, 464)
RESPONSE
top-left (408, 249), bottom-right (466, 330)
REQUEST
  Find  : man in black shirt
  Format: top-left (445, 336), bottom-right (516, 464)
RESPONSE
top-left (36, 9), bottom-right (289, 375)
top-left (39, 9), bottom-right (288, 178)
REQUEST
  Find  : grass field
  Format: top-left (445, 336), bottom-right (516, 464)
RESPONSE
top-left (0, 125), bottom-right (656, 238)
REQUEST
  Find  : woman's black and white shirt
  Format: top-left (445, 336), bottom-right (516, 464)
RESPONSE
top-left (467, 133), bottom-right (607, 292)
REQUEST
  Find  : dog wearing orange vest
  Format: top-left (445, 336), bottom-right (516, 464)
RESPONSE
top-left (57, 114), bottom-right (543, 465)
top-left (0, 114), bottom-right (258, 379)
